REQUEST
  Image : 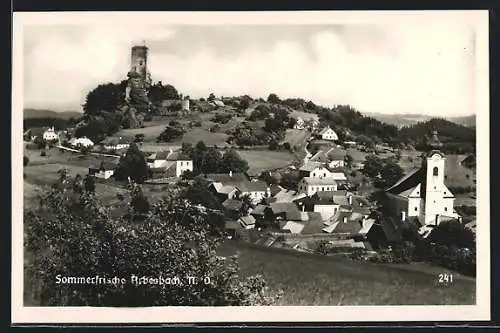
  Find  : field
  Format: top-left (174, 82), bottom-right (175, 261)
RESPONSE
top-left (283, 129), bottom-right (310, 148)
top-left (23, 163), bottom-right (127, 205)
top-left (217, 241), bottom-right (475, 305)
top-left (236, 149), bottom-right (295, 174)
top-left (117, 113), bottom-right (236, 147)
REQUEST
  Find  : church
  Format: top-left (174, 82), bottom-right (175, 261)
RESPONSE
top-left (385, 131), bottom-right (461, 226)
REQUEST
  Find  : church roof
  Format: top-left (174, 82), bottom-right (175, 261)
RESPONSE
top-left (385, 167), bottom-right (425, 196)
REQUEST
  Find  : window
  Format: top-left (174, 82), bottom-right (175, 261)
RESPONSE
top-left (444, 207), bottom-right (448, 212)
top-left (313, 173), bottom-right (316, 177)
top-left (323, 173), bottom-right (326, 177)
top-left (433, 167), bottom-right (438, 176)
top-left (180, 161), bottom-right (183, 166)
top-left (414, 207), bottom-right (418, 211)
top-left (322, 187), bottom-right (325, 191)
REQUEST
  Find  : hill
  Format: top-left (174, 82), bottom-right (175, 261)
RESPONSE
top-left (24, 108), bottom-right (82, 120)
top-left (364, 112), bottom-right (476, 128)
top-left (217, 241), bottom-right (475, 305)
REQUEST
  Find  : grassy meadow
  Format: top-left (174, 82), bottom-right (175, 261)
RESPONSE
top-left (217, 241), bottom-right (476, 305)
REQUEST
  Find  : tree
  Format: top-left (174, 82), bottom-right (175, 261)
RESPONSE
top-left (375, 161), bottom-right (404, 189)
top-left (268, 139), bottom-right (279, 151)
top-left (208, 93), bottom-right (216, 102)
top-left (83, 174), bottom-right (96, 193)
top-left (363, 155), bottom-right (384, 178)
top-left (83, 83), bottom-right (124, 116)
top-left (219, 149), bottom-right (249, 173)
top-left (344, 154), bottom-right (353, 168)
top-left (74, 119), bottom-right (108, 143)
top-left (129, 182), bottom-right (151, 218)
top-left (428, 220), bottom-right (475, 249)
top-left (237, 193), bottom-right (254, 217)
top-left (182, 177), bottom-right (223, 211)
top-left (114, 143), bottom-right (149, 184)
top-left (148, 82), bottom-right (179, 103)
top-left (267, 93), bottom-right (281, 104)
top-left (157, 125), bottom-right (185, 143)
top-left (24, 174), bottom-right (279, 306)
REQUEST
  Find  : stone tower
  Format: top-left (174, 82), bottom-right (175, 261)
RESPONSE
top-left (129, 42), bottom-right (152, 87)
top-left (422, 130), bottom-right (447, 225)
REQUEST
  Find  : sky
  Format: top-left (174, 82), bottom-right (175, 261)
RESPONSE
top-left (22, 21), bottom-right (478, 116)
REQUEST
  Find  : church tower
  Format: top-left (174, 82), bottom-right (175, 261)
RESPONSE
top-left (422, 130), bottom-right (446, 225)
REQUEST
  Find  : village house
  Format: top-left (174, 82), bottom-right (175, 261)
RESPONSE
top-left (298, 161), bottom-right (332, 179)
top-left (384, 131), bottom-right (461, 226)
top-left (88, 161), bottom-right (117, 180)
top-left (100, 136), bottom-right (133, 151)
top-left (298, 177), bottom-right (338, 196)
top-left (327, 151), bottom-right (346, 168)
top-left (209, 99), bottom-right (225, 108)
top-left (42, 127), bottom-right (59, 142)
top-left (69, 136), bottom-right (94, 148)
top-left (293, 117), bottom-right (305, 130)
top-left (317, 126), bottom-right (339, 141)
top-left (204, 171), bottom-right (270, 205)
top-left (238, 215), bottom-right (256, 230)
top-left (147, 150), bottom-right (193, 178)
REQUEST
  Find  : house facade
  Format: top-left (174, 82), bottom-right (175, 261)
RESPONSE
top-left (43, 127), bottom-right (59, 141)
top-left (385, 131), bottom-right (461, 226)
top-left (147, 150), bottom-right (193, 178)
top-left (101, 136), bottom-right (132, 151)
top-left (294, 117), bottom-right (305, 130)
top-left (318, 126), bottom-right (339, 141)
top-left (298, 177), bottom-right (338, 196)
top-left (88, 161), bottom-right (117, 180)
top-left (70, 137), bottom-right (94, 148)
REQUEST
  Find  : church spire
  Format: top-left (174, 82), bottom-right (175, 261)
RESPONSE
top-left (426, 129), bottom-right (443, 154)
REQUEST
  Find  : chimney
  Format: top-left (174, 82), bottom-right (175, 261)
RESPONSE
top-left (348, 195), bottom-right (353, 205)
top-left (343, 216), bottom-right (347, 224)
top-left (302, 204), bottom-right (305, 212)
top-left (266, 187), bottom-right (271, 197)
top-left (229, 170), bottom-right (233, 178)
top-left (401, 211), bottom-right (406, 221)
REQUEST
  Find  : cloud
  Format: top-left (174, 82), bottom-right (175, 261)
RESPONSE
top-left (22, 23), bottom-right (476, 116)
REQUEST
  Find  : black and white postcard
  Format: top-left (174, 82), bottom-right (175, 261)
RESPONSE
top-left (12, 10), bottom-right (490, 324)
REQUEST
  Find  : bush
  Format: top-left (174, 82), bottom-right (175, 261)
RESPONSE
top-left (40, 150), bottom-right (46, 157)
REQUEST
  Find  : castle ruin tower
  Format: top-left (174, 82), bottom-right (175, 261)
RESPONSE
top-left (129, 41), bottom-right (152, 87)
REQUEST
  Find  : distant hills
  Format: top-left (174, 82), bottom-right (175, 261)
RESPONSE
top-left (24, 108), bottom-right (83, 120)
top-left (363, 112), bottom-right (476, 128)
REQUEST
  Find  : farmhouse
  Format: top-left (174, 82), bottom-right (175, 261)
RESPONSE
top-left (101, 136), bottom-right (133, 151)
top-left (238, 215), bottom-right (256, 229)
top-left (209, 99), bottom-right (225, 108)
top-left (43, 127), bottom-right (59, 141)
top-left (298, 161), bottom-right (332, 179)
top-left (147, 150), bottom-right (193, 178)
top-left (298, 177), bottom-right (338, 196)
top-left (327, 151), bottom-right (346, 168)
top-left (70, 136), bottom-right (94, 148)
top-left (317, 126), bottom-right (338, 141)
top-left (294, 117), bottom-right (305, 130)
top-left (204, 171), bottom-right (270, 204)
top-left (384, 131), bottom-right (461, 226)
top-left (88, 161), bottom-right (117, 180)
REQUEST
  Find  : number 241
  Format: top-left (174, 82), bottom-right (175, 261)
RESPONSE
top-left (438, 273), bottom-right (454, 283)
